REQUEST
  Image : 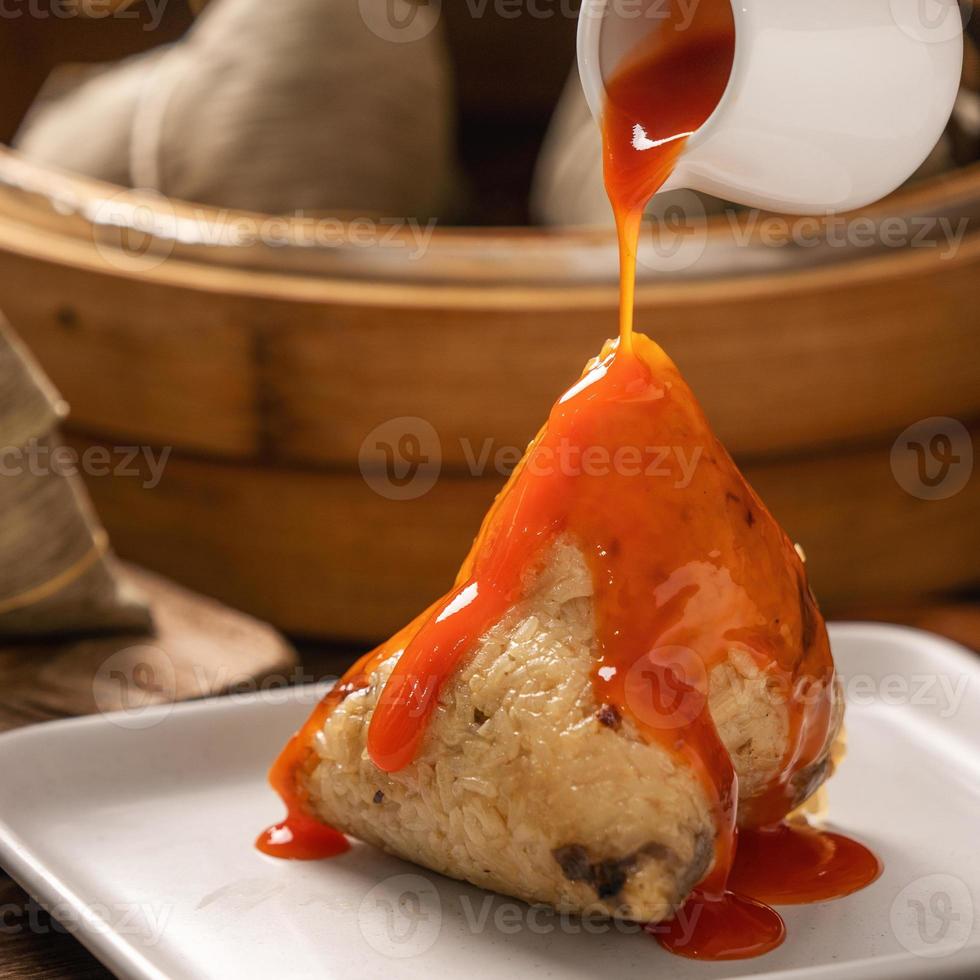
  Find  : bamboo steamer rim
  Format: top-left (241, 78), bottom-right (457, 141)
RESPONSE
top-left (0, 146), bottom-right (977, 304)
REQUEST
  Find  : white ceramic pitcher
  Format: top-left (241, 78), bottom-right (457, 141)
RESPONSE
top-left (578, 0), bottom-right (964, 212)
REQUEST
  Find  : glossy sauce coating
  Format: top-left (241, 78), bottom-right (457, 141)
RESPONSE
top-left (260, 0), bottom-right (881, 959)
top-left (728, 822), bottom-right (883, 905)
top-left (651, 890), bottom-right (786, 960)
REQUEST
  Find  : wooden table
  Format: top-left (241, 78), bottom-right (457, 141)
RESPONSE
top-left (0, 599), bottom-right (975, 979)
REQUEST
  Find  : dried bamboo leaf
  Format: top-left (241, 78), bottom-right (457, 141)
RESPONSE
top-left (0, 318), bottom-right (151, 638)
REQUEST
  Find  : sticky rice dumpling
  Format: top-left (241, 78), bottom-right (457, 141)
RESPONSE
top-left (260, 333), bottom-right (842, 927)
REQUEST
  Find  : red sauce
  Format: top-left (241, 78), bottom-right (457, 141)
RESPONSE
top-left (255, 809), bottom-right (349, 861)
top-left (259, 0), bottom-right (881, 960)
top-left (652, 891), bottom-right (786, 960)
top-left (729, 822), bottom-right (883, 905)
top-left (601, 0), bottom-right (735, 344)
top-left (255, 678), bottom-right (362, 859)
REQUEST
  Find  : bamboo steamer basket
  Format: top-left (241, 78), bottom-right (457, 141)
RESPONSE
top-left (0, 147), bottom-right (977, 639)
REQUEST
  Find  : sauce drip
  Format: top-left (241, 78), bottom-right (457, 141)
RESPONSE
top-left (260, 0), bottom-right (881, 961)
top-left (256, 680), bottom-right (361, 859)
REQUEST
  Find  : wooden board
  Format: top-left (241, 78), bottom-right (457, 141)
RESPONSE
top-left (0, 562), bottom-right (296, 731)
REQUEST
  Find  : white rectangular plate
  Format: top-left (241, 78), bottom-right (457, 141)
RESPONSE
top-left (1, 623), bottom-right (979, 980)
